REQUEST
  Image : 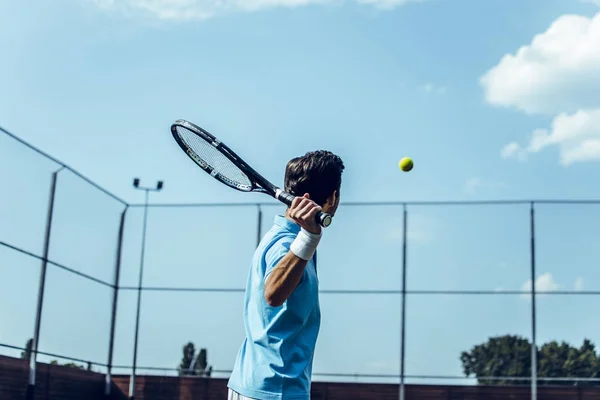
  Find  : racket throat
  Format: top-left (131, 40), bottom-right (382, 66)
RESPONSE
top-left (275, 189), bottom-right (294, 206)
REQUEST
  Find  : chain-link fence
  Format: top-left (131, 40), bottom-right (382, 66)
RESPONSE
top-left (2, 125), bottom-right (599, 399)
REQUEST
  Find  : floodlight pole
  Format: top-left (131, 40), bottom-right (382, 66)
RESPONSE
top-left (129, 178), bottom-right (163, 400)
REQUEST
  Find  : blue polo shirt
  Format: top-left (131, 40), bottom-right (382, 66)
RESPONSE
top-left (228, 215), bottom-right (321, 400)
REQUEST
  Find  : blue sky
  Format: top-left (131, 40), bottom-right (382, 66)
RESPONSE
top-left (2, 0), bottom-right (600, 387)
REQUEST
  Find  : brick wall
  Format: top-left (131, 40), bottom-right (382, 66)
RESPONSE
top-left (0, 354), bottom-right (125, 400)
top-left (108, 377), bottom-right (600, 400)
top-left (4, 354), bottom-right (600, 400)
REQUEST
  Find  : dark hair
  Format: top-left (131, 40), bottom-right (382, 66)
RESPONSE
top-left (284, 150), bottom-right (345, 206)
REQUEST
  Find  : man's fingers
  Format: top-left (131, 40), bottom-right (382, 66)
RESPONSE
top-left (288, 195), bottom-right (322, 233)
top-left (300, 207), bottom-right (321, 226)
top-left (296, 202), bottom-right (317, 220)
top-left (304, 205), bottom-right (321, 219)
top-left (291, 194), bottom-right (310, 210)
top-left (299, 201), bottom-right (321, 219)
top-left (291, 196), bottom-right (304, 210)
top-left (290, 197), bottom-right (308, 215)
top-left (290, 197), bottom-right (309, 219)
top-left (290, 194), bottom-right (322, 226)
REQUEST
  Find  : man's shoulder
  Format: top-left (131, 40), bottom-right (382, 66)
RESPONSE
top-left (252, 224), bottom-right (297, 267)
top-left (261, 224), bottom-right (298, 248)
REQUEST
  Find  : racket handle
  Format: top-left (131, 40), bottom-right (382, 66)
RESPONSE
top-left (317, 211), bottom-right (333, 228)
top-left (276, 190), bottom-right (332, 228)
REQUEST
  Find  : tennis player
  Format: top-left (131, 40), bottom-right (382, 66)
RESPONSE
top-left (227, 150), bottom-right (345, 400)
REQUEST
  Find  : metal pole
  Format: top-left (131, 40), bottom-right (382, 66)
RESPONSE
top-left (128, 178), bottom-right (162, 399)
top-left (530, 202), bottom-right (537, 400)
top-left (129, 190), bottom-right (149, 400)
top-left (256, 204), bottom-right (263, 248)
top-left (105, 207), bottom-right (128, 397)
top-left (399, 204), bottom-right (407, 400)
top-left (27, 168), bottom-right (62, 400)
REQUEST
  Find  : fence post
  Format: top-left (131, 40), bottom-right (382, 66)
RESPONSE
top-left (26, 167), bottom-right (63, 400)
top-left (530, 202), bottom-right (537, 400)
top-left (399, 204), bottom-right (408, 400)
top-left (105, 206), bottom-right (128, 397)
top-left (256, 204), bottom-right (263, 248)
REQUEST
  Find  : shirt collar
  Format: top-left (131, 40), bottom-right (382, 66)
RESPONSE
top-left (274, 215), bottom-right (300, 234)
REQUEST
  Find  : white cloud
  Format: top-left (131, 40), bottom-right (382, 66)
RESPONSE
top-left (422, 83), bottom-right (446, 95)
top-left (480, 12), bottom-right (600, 116)
top-left (574, 276), bottom-right (584, 291)
top-left (463, 177), bottom-right (505, 194)
top-left (481, 11), bottom-right (600, 166)
top-left (91, 0), bottom-right (421, 20)
top-left (357, 0), bottom-right (423, 9)
top-left (520, 272), bottom-right (559, 300)
top-left (500, 142), bottom-right (528, 161)
top-left (500, 109), bottom-right (600, 166)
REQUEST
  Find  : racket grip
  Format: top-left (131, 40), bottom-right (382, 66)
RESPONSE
top-left (276, 190), bottom-right (332, 228)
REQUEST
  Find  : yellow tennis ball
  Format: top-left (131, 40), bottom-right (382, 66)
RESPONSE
top-left (399, 157), bottom-right (413, 172)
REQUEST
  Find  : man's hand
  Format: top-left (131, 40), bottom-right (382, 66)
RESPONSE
top-left (288, 193), bottom-right (322, 235)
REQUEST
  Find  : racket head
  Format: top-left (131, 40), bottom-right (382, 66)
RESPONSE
top-left (171, 119), bottom-right (266, 193)
top-left (170, 119), bottom-right (333, 228)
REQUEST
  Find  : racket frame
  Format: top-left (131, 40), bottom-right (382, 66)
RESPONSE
top-left (170, 119), bottom-right (332, 228)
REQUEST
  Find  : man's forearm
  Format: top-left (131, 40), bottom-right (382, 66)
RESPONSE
top-left (264, 251), bottom-right (308, 307)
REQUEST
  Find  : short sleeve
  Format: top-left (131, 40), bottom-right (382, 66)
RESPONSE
top-left (263, 236), bottom-right (294, 282)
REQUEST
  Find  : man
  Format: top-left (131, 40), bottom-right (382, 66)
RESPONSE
top-left (227, 150), bottom-right (345, 400)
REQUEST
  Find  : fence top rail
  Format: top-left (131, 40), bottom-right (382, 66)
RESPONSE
top-left (0, 125), bottom-right (128, 205)
top-left (128, 199), bottom-right (600, 208)
top-left (0, 343), bottom-right (107, 368)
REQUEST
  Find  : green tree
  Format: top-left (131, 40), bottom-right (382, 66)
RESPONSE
top-left (49, 360), bottom-right (87, 370)
top-left (195, 348), bottom-right (213, 378)
top-left (537, 340), bottom-right (572, 384)
top-left (178, 342), bottom-right (212, 377)
top-left (20, 338), bottom-right (33, 361)
top-left (460, 334), bottom-right (532, 385)
top-left (178, 342), bottom-right (196, 376)
top-left (570, 339), bottom-right (599, 383)
top-left (461, 335), bottom-right (600, 386)
top-left (572, 339), bottom-right (600, 383)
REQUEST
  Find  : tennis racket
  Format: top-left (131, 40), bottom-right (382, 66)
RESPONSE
top-left (170, 119), bottom-right (333, 228)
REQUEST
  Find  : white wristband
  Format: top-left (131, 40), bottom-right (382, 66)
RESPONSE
top-left (290, 228), bottom-right (322, 261)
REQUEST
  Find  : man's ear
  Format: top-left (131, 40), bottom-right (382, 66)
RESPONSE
top-left (327, 190), bottom-right (338, 207)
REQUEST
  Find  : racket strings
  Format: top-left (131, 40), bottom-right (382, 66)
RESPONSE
top-left (175, 126), bottom-right (253, 190)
